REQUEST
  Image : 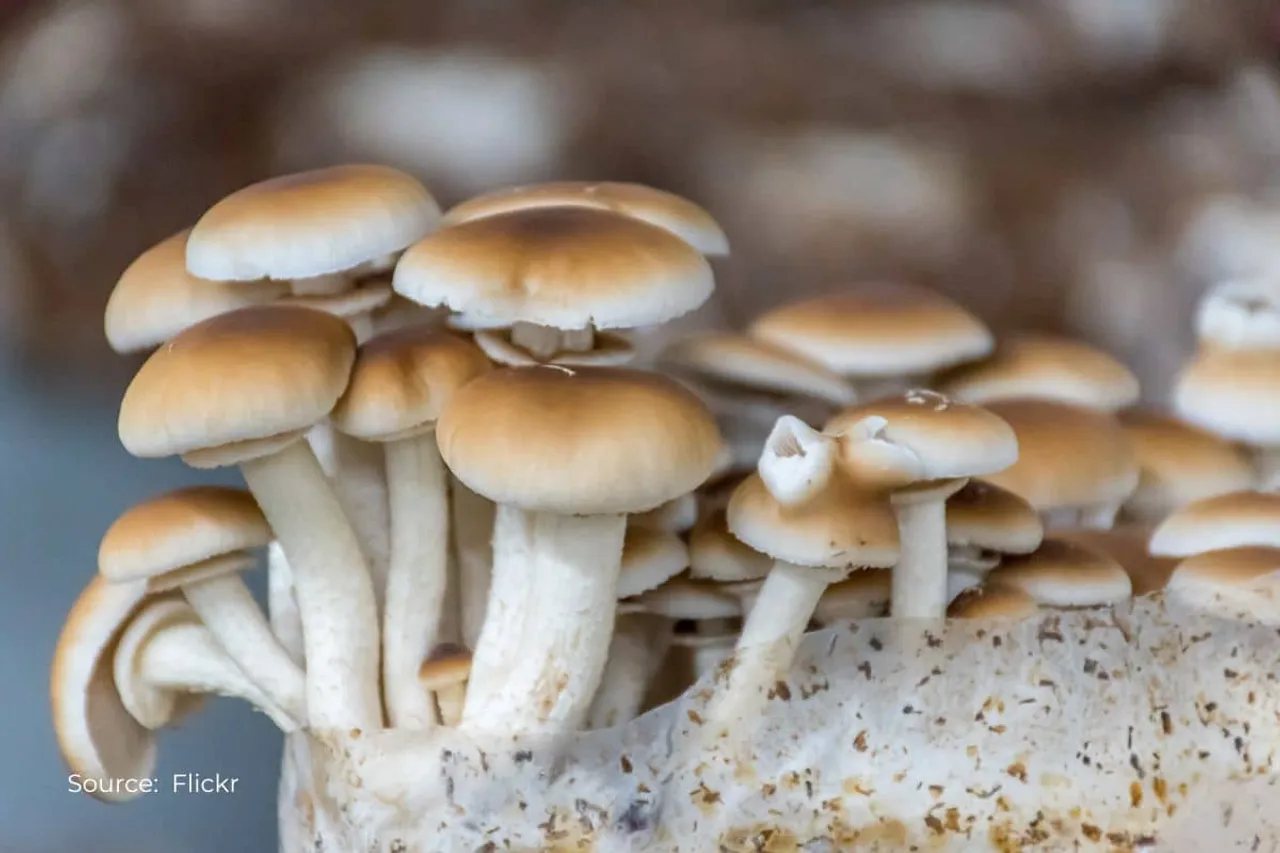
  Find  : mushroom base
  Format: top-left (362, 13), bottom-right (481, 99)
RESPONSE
top-left (276, 595), bottom-right (1280, 852)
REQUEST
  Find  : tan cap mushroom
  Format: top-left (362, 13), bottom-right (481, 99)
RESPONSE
top-left (746, 282), bottom-right (993, 386)
top-left (329, 327), bottom-right (491, 729)
top-left (631, 492), bottom-right (699, 534)
top-left (98, 486), bottom-right (304, 724)
top-left (117, 304), bottom-right (379, 730)
top-left (1173, 347), bottom-right (1280, 486)
top-left (985, 538), bottom-right (1133, 608)
top-left (812, 570), bottom-right (893, 624)
top-left (1118, 408), bottom-right (1256, 522)
top-left (618, 525), bottom-right (690, 598)
top-left (436, 365), bottom-right (721, 734)
top-left (104, 229), bottom-right (289, 354)
top-left (1148, 490), bottom-right (1280, 557)
top-left (1165, 546), bottom-right (1280, 622)
top-left (936, 334), bottom-right (1140, 412)
top-left (980, 399), bottom-right (1139, 528)
top-left (186, 164), bottom-right (441, 282)
top-left (659, 332), bottom-right (858, 407)
top-left (442, 180), bottom-right (730, 256)
top-left (394, 207), bottom-right (714, 362)
top-left (1056, 524), bottom-right (1177, 596)
top-left (688, 507), bottom-right (773, 585)
top-left (418, 643), bottom-right (473, 727)
top-left (825, 390), bottom-right (1018, 618)
top-left (946, 583), bottom-right (1041, 620)
top-left (943, 478), bottom-right (1043, 600)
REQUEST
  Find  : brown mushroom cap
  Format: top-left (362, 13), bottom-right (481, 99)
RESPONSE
top-left (1148, 490), bottom-right (1280, 557)
top-left (946, 583), bottom-right (1040, 619)
top-left (944, 478), bottom-right (1043, 554)
top-left (659, 332), bottom-right (857, 406)
top-left (329, 327), bottom-right (492, 442)
top-left (1119, 409), bottom-right (1257, 518)
top-left (418, 644), bottom-right (473, 691)
top-left (980, 399), bottom-right (1139, 511)
top-left (393, 207), bottom-right (714, 331)
top-left (105, 230), bottom-right (289, 354)
top-left (936, 334), bottom-right (1140, 412)
top-left (1168, 546), bottom-right (1280, 591)
top-left (1056, 524), bottom-right (1177, 596)
top-left (747, 282), bottom-right (993, 377)
top-left (441, 180), bottom-right (729, 256)
top-left (186, 164), bottom-right (441, 281)
top-left (985, 538), bottom-right (1132, 607)
top-left (1172, 347), bottom-right (1280, 445)
top-left (118, 305), bottom-right (356, 463)
top-left (436, 365), bottom-right (723, 515)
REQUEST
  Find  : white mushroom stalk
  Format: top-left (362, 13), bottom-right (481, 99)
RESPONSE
top-left (451, 480), bottom-right (494, 649)
top-left (266, 542), bottom-right (305, 665)
top-left (586, 613), bottom-right (672, 729)
top-left (326, 431), bottom-right (392, 602)
top-left (890, 482), bottom-right (965, 618)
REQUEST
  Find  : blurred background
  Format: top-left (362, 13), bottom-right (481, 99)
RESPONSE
top-left (4, 0), bottom-right (1280, 849)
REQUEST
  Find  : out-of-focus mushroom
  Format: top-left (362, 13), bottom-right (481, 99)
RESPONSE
top-left (981, 398), bottom-right (1140, 529)
top-left (117, 305), bottom-right (380, 730)
top-left (104, 229), bottom-right (289, 354)
top-left (442, 181), bottom-right (730, 257)
top-left (329, 328), bottom-right (492, 729)
top-left (1056, 524), bottom-right (1177, 595)
top-left (985, 538), bottom-right (1133, 608)
top-left (417, 644), bottom-right (472, 727)
top-left (627, 575), bottom-right (746, 692)
top-left (747, 283), bottom-right (993, 399)
top-left (631, 492), bottom-right (699, 534)
top-left (278, 278), bottom-right (394, 343)
top-left (946, 583), bottom-right (1041, 620)
top-left (826, 391), bottom-right (1019, 617)
top-left (1148, 490), bottom-right (1280, 557)
top-left (437, 365), bottom-right (721, 735)
top-left (944, 478), bottom-right (1044, 600)
top-left (1165, 546), bottom-right (1280, 623)
top-left (812, 570), bottom-right (894, 624)
top-left (98, 485), bottom-right (304, 723)
top-left (936, 333), bottom-right (1140, 411)
top-left (1117, 408), bottom-right (1256, 522)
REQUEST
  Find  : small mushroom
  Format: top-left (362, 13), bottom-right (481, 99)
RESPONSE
top-left (936, 333), bottom-right (1140, 412)
top-left (812, 569), bottom-right (893, 624)
top-left (1165, 546), bottom-right (1280, 623)
top-left (944, 478), bottom-right (1044, 600)
top-left (826, 390), bottom-right (1018, 618)
top-left (985, 538), bottom-right (1132, 608)
top-left (437, 365), bottom-right (721, 734)
top-left (329, 327), bottom-right (492, 729)
top-left (946, 583), bottom-right (1041, 620)
top-left (1148, 489), bottom-right (1280, 557)
top-left (632, 492), bottom-right (699, 534)
top-left (418, 644), bottom-right (473, 727)
top-left (1057, 524), bottom-right (1178, 596)
top-left (632, 576), bottom-right (745, 684)
top-left (98, 485), bottom-right (305, 723)
top-left (118, 305), bottom-right (380, 730)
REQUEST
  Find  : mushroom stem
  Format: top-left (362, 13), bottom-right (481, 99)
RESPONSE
top-left (1041, 507), bottom-right (1081, 530)
top-left (239, 438), bottom-right (381, 731)
top-left (451, 479), bottom-right (494, 649)
top-left (328, 431), bottom-right (391, 609)
top-left (182, 574), bottom-right (307, 723)
top-left (510, 321), bottom-right (595, 359)
top-left (137, 621), bottom-right (301, 732)
top-left (690, 634), bottom-right (736, 679)
top-left (586, 613), bottom-right (672, 729)
top-left (736, 560), bottom-right (828, 664)
top-left (290, 274), bottom-right (350, 296)
top-left (266, 542), bottom-right (305, 665)
top-left (890, 495), bottom-right (951, 618)
top-left (382, 430), bottom-right (450, 729)
top-left (461, 508), bottom-right (625, 735)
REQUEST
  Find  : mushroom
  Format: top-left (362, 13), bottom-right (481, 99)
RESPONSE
top-left (1164, 546), bottom-right (1280, 623)
top-left (1057, 524), bottom-right (1178, 596)
top-left (632, 491), bottom-right (699, 534)
top-left (113, 594), bottom-right (299, 731)
top-left (825, 390), bottom-right (1019, 618)
top-left (985, 538), bottom-right (1133, 608)
top-left (98, 485), bottom-right (305, 722)
top-left (117, 305), bottom-right (380, 730)
top-left (631, 576), bottom-right (745, 683)
top-left (944, 478), bottom-right (1044, 600)
top-left (104, 229), bottom-right (289, 355)
top-left (393, 207), bottom-right (714, 364)
top-left (329, 327), bottom-right (492, 729)
top-left (811, 569), bottom-right (894, 624)
top-left (418, 644), bottom-right (473, 727)
top-left (945, 583), bottom-right (1041, 619)
top-left (746, 282), bottom-right (993, 399)
top-left (979, 398), bottom-right (1140, 529)
top-left (474, 328), bottom-right (636, 368)
top-left (936, 333), bottom-right (1140, 411)
top-left (279, 278), bottom-right (395, 343)
top-left (440, 180), bottom-right (730, 257)
top-left (1117, 408), bottom-right (1257, 523)
top-left (436, 365), bottom-right (721, 734)
top-left (1148, 490), bottom-right (1280, 557)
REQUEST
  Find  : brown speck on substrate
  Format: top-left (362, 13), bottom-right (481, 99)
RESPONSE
top-left (687, 709), bottom-right (704, 725)
top-left (1005, 763), bottom-right (1027, 782)
top-left (619, 755), bottom-right (632, 774)
top-left (1130, 781), bottom-right (1144, 807)
top-left (853, 730), bottom-right (869, 751)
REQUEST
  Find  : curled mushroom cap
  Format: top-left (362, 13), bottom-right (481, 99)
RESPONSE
top-left (746, 282), bottom-right (993, 377)
top-left (51, 576), bottom-right (154, 802)
top-left (617, 525), bottom-right (690, 598)
top-left (1173, 347), bottom-right (1280, 446)
top-left (659, 332), bottom-right (857, 406)
top-left (393, 207), bottom-right (714, 331)
top-left (1056, 524), bottom-right (1177, 596)
top-left (118, 305), bottom-right (356, 464)
top-left (104, 230), bottom-right (290, 354)
top-left (1193, 278), bottom-right (1280, 351)
top-left (979, 399), bottom-right (1139, 512)
top-left (1118, 409), bottom-right (1257, 521)
top-left (985, 538), bottom-right (1132, 608)
top-left (437, 365), bottom-right (723, 515)
top-left (946, 583), bottom-right (1040, 619)
top-left (441, 180), bottom-right (730, 256)
top-left (186, 164), bottom-right (441, 281)
top-left (936, 334), bottom-right (1140, 412)
top-left (1148, 490), bottom-right (1280, 557)
top-left (688, 507), bottom-right (774, 584)
top-left (98, 486), bottom-right (271, 584)
top-left (945, 479), bottom-right (1043, 555)
top-left (825, 390), bottom-right (1018, 489)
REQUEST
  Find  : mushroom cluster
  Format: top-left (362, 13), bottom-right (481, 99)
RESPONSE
top-left (51, 167), bottom-right (1277, 821)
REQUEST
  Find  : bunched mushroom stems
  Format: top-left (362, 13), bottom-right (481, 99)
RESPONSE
top-left (462, 508), bottom-right (625, 735)
top-left (586, 613), bottom-right (672, 729)
top-left (238, 439), bottom-right (381, 731)
top-left (509, 321), bottom-right (594, 360)
top-left (382, 428), bottom-right (451, 729)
